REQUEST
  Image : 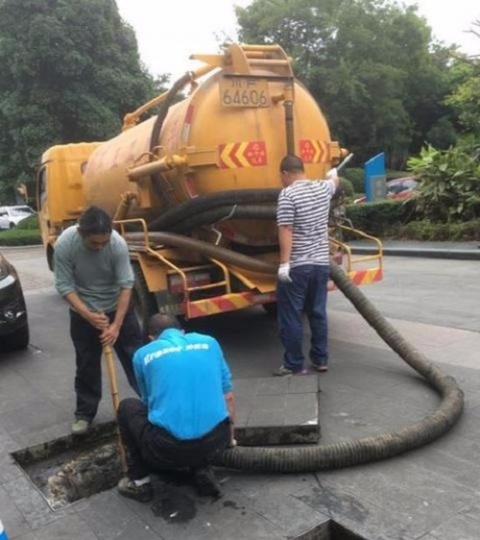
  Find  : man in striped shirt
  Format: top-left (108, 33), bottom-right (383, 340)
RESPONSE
top-left (274, 154), bottom-right (339, 376)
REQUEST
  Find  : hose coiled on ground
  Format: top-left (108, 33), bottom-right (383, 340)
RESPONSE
top-left (127, 229), bottom-right (464, 472)
top-left (215, 262), bottom-right (464, 472)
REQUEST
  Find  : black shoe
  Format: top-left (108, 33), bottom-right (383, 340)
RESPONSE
top-left (117, 477), bottom-right (154, 503)
top-left (194, 466), bottom-right (222, 497)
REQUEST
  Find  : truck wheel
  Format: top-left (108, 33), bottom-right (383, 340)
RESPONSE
top-left (132, 263), bottom-right (157, 337)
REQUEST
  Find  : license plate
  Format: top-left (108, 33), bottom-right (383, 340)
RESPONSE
top-left (219, 77), bottom-right (269, 108)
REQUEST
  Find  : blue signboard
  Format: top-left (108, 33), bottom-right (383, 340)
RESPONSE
top-left (365, 153), bottom-right (386, 202)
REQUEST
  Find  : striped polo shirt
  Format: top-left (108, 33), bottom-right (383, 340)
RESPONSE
top-left (277, 179), bottom-right (336, 267)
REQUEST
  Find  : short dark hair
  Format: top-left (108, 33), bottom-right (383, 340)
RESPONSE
top-left (280, 154), bottom-right (304, 173)
top-left (78, 206), bottom-right (112, 236)
top-left (148, 313), bottom-right (181, 338)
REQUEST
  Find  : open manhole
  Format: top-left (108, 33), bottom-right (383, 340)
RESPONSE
top-left (11, 421), bottom-right (122, 510)
top-left (11, 417), bottom-right (320, 511)
top-left (11, 424), bottom-right (372, 538)
top-left (296, 521), bottom-right (371, 540)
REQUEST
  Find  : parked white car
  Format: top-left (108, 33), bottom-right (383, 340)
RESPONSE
top-left (0, 205), bottom-right (36, 229)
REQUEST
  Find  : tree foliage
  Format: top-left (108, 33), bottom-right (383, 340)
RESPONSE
top-left (0, 0), bottom-right (159, 202)
top-left (407, 144), bottom-right (480, 222)
top-left (235, 0), bottom-right (458, 166)
top-left (444, 49), bottom-right (480, 138)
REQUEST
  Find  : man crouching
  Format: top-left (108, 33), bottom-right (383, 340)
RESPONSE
top-left (117, 313), bottom-right (236, 502)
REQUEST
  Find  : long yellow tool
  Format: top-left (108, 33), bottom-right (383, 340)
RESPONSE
top-left (103, 344), bottom-right (128, 474)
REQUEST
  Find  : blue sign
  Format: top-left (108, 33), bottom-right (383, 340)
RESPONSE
top-left (364, 153), bottom-right (386, 202)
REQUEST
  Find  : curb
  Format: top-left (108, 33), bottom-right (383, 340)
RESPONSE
top-left (351, 246), bottom-right (480, 261)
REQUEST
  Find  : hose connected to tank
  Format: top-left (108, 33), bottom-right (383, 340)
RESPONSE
top-left (126, 230), bottom-right (464, 472)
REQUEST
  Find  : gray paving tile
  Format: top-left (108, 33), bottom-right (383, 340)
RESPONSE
top-left (0, 398), bottom-right (68, 440)
top-left (32, 514), bottom-right (97, 540)
top-left (2, 475), bottom-right (66, 531)
top-left (460, 501), bottom-right (480, 523)
top-left (0, 484), bottom-right (31, 538)
top-left (143, 496), bottom-right (288, 540)
top-left (320, 457), bottom-right (477, 517)
top-left (9, 533), bottom-right (40, 540)
top-left (0, 454), bottom-right (23, 484)
top-left (429, 513), bottom-right (480, 539)
top-left (294, 482), bottom-right (416, 540)
top-left (72, 491), bottom-right (141, 540)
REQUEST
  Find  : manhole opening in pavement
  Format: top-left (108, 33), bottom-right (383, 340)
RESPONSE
top-left (11, 421), bottom-right (121, 510)
top-left (296, 520), bottom-right (371, 540)
top-left (12, 424), bottom-right (371, 538)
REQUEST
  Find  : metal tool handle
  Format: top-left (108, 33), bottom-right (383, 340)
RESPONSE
top-left (336, 153), bottom-right (354, 173)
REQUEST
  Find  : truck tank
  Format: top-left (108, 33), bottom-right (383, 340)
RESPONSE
top-left (83, 44), bottom-right (345, 247)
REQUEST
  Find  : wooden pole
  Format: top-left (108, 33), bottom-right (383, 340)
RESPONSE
top-left (103, 345), bottom-right (128, 474)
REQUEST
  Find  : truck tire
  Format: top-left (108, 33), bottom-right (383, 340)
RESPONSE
top-left (131, 263), bottom-right (157, 337)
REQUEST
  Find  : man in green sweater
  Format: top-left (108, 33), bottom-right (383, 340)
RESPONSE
top-left (54, 205), bottom-right (143, 435)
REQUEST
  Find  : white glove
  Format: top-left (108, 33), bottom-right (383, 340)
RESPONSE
top-left (278, 262), bottom-right (292, 283)
top-left (326, 167), bottom-right (338, 181)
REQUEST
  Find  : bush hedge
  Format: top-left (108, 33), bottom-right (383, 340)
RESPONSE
top-left (345, 199), bottom-right (415, 237)
top-left (0, 214), bottom-right (42, 246)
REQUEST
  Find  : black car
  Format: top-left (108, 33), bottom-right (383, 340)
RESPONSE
top-left (0, 251), bottom-right (29, 351)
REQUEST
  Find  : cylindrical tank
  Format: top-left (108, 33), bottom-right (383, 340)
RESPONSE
top-left (83, 44), bottom-right (340, 246)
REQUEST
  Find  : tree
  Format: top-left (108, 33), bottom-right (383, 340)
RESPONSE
top-left (235, 0), bottom-right (457, 167)
top-left (444, 25), bottom-right (480, 140)
top-left (0, 0), bottom-right (159, 202)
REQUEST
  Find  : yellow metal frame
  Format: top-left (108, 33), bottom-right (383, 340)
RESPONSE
top-left (330, 224), bottom-right (383, 276)
top-left (114, 218), bottom-right (233, 319)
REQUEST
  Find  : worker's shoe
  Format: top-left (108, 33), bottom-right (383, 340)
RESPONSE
top-left (193, 466), bottom-right (222, 497)
top-left (273, 365), bottom-right (308, 376)
top-left (311, 363), bottom-right (328, 373)
top-left (117, 477), bottom-right (154, 503)
top-left (71, 418), bottom-right (91, 435)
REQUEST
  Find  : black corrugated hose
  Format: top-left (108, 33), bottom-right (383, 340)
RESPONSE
top-left (127, 230), bottom-right (464, 473)
top-left (216, 261), bottom-right (464, 472)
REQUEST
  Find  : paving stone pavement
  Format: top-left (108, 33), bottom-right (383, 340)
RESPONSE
top-left (1, 245), bottom-right (479, 539)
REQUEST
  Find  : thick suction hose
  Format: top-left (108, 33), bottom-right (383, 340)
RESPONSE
top-left (148, 189), bottom-right (280, 231)
top-left (124, 231), bottom-right (277, 274)
top-left (214, 262), bottom-right (464, 472)
top-left (127, 230), bottom-right (463, 471)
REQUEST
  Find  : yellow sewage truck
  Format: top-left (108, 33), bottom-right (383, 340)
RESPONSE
top-left (36, 43), bottom-right (383, 326)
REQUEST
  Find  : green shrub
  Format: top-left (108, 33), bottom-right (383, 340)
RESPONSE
top-left (396, 219), bottom-right (480, 241)
top-left (338, 177), bottom-right (354, 197)
top-left (342, 167), bottom-right (364, 194)
top-left (408, 144), bottom-right (480, 222)
top-left (0, 220), bottom-right (42, 246)
top-left (16, 214), bottom-right (40, 230)
top-left (345, 199), bottom-right (415, 237)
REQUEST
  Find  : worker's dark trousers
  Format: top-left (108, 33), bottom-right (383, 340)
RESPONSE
top-left (70, 309), bottom-right (143, 422)
top-left (117, 397), bottom-right (231, 480)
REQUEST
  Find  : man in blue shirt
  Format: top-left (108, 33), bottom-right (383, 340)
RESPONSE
top-left (117, 313), bottom-right (236, 502)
